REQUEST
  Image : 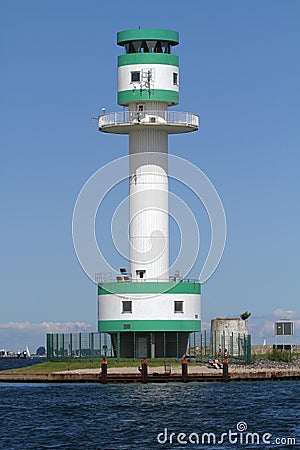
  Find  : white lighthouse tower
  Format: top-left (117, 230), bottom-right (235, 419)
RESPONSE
top-left (97, 28), bottom-right (201, 358)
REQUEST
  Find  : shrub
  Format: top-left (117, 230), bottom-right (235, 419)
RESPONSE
top-left (268, 350), bottom-right (292, 363)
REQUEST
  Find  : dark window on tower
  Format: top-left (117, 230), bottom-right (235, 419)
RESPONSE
top-left (140, 41), bottom-right (149, 53)
top-left (154, 41), bottom-right (163, 53)
top-left (173, 72), bottom-right (178, 86)
top-left (125, 42), bottom-right (136, 53)
top-left (174, 301), bottom-right (184, 313)
top-left (122, 301), bottom-right (132, 313)
top-left (161, 41), bottom-right (171, 54)
top-left (131, 71), bottom-right (140, 82)
top-left (136, 269), bottom-right (146, 279)
top-left (124, 40), bottom-right (172, 54)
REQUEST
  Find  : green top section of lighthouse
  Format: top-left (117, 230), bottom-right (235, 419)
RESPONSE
top-left (116, 28), bottom-right (180, 106)
top-left (117, 28), bottom-right (179, 48)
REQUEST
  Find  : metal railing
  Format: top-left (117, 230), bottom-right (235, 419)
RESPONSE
top-left (98, 110), bottom-right (199, 129)
top-left (95, 273), bottom-right (199, 284)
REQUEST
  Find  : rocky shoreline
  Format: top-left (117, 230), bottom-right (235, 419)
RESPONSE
top-left (244, 356), bottom-right (300, 371)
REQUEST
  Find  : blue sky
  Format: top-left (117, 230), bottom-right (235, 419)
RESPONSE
top-left (1, 1), bottom-right (299, 350)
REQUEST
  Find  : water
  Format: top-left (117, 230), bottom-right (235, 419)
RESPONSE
top-left (0, 381), bottom-right (299, 449)
top-left (0, 358), bottom-right (46, 371)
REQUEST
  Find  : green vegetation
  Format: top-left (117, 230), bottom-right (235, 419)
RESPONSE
top-left (268, 350), bottom-right (292, 363)
top-left (2, 358), bottom-right (190, 374)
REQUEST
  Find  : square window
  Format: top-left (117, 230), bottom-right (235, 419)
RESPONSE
top-left (122, 301), bottom-right (132, 313)
top-left (136, 269), bottom-right (146, 279)
top-left (131, 71), bottom-right (140, 82)
top-left (174, 300), bottom-right (183, 313)
top-left (173, 72), bottom-right (178, 86)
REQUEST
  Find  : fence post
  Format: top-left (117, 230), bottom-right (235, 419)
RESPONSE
top-left (133, 332), bottom-right (136, 361)
top-left (246, 335), bottom-right (251, 364)
top-left (104, 333), bottom-right (107, 357)
top-left (91, 332), bottom-right (95, 362)
top-left (222, 331), bottom-right (225, 356)
top-left (117, 332), bottom-right (120, 363)
top-left (56, 334), bottom-right (59, 361)
top-left (60, 333), bottom-right (65, 360)
top-left (79, 333), bottom-right (82, 359)
top-left (230, 332), bottom-right (234, 362)
top-left (214, 330), bottom-right (217, 358)
top-left (46, 333), bottom-right (50, 361)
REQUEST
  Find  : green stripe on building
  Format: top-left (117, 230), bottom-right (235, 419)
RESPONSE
top-left (117, 29), bottom-right (179, 46)
top-left (118, 89), bottom-right (179, 105)
top-left (98, 319), bottom-right (201, 332)
top-left (118, 53), bottom-right (178, 67)
top-left (98, 281), bottom-right (200, 295)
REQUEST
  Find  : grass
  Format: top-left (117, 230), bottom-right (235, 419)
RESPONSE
top-left (8, 352), bottom-right (296, 375)
top-left (2, 358), bottom-right (192, 375)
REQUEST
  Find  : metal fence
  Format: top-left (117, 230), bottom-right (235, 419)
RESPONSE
top-left (208, 330), bottom-right (252, 364)
top-left (46, 333), bottom-right (114, 362)
top-left (47, 331), bottom-right (252, 364)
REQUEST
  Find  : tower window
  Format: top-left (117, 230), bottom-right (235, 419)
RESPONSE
top-left (173, 72), bottom-right (178, 86)
top-left (131, 71), bottom-right (140, 82)
top-left (174, 301), bottom-right (183, 313)
top-left (136, 269), bottom-right (146, 279)
top-left (154, 40), bottom-right (162, 53)
top-left (124, 40), bottom-right (172, 54)
top-left (122, 301), bottom-right (132, 313)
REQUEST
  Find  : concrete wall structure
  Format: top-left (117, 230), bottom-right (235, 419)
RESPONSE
top-left (210, 318), bottom-right (249, 356)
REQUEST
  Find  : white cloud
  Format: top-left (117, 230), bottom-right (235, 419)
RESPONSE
top-left (0, 321), bottom-right (94, 353)
top-left (273, 308), bottom-right (300, 319)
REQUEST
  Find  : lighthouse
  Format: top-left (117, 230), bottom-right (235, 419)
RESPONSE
top-left (97, 28), bottom-right (201, 358)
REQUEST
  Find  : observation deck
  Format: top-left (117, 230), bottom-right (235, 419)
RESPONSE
top-left (98, 110), bottom-right (199, 134)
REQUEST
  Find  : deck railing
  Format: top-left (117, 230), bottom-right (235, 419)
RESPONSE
top-left (98, 110), bottom-right (199, 129)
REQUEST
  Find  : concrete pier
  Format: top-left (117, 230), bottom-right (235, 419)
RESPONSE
top-left (0, 368), bottom-right (299, 383)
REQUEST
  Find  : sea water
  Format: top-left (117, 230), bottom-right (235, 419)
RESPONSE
top-left (0, 381), bottom-right (299, 449)
top-left (0, 358), bottom-right (46, 372)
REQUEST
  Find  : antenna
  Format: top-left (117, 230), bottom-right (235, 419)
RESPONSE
top-left (139, 68), bottom-right (155, 98)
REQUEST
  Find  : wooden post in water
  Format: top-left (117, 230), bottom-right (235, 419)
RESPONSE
top-left (222, 358), bottom-right (229, 382)
top-left (181, 358), bottom-right (188, 383)
top-left (101, 358), bottom-right (108, 384)
top-left (141, 358), bottom-right (148, 384)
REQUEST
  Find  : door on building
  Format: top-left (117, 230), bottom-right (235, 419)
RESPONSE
top-left (137, 335), bottom-right (148, 358)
